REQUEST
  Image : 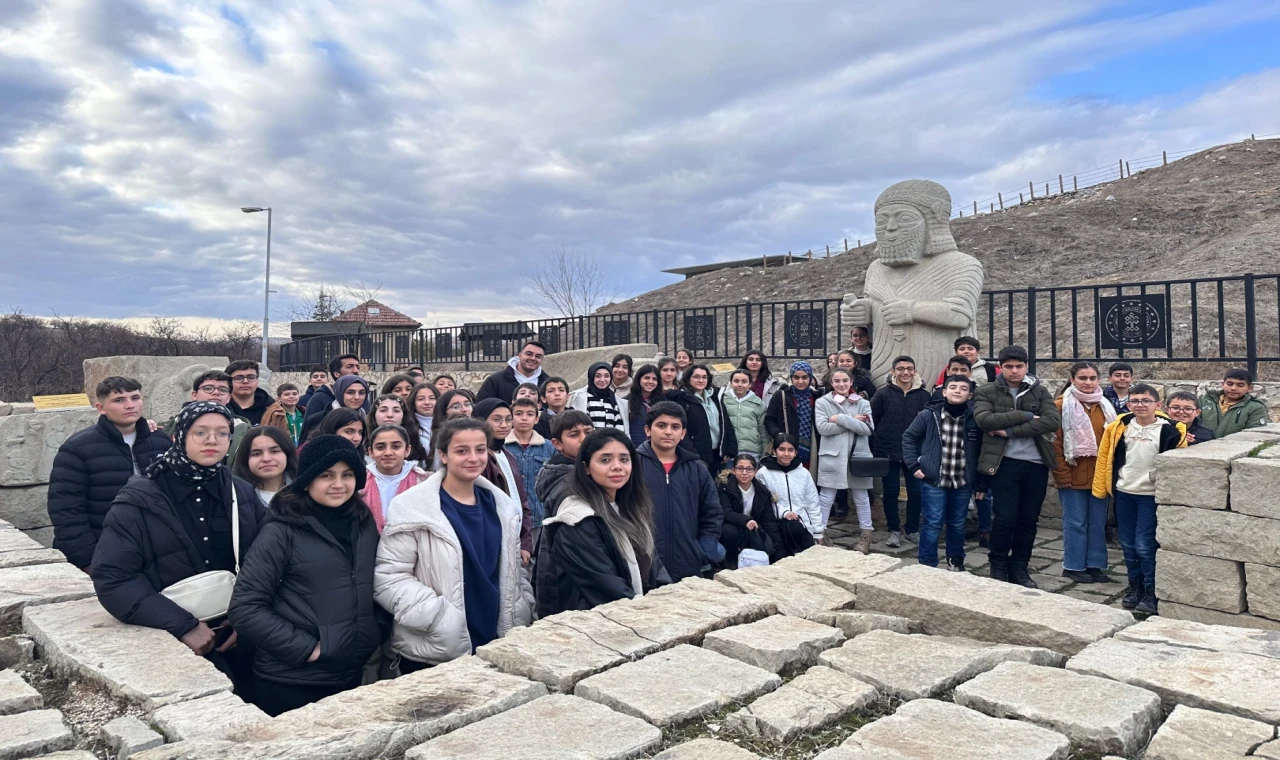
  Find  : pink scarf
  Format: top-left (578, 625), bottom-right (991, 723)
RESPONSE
top-left (1061, 386), bottom-right (1116, 465)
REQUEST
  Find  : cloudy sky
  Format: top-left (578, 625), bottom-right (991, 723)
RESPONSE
top-left (3, 0), bottom-right (1280, 333)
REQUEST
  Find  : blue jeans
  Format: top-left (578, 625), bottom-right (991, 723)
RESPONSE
top-left (919, 483), bottom-right (971, 567)
top-left (883, 461), bottom-right (921, 533)
top-left (1113, 491), bottom-right (1158, 589)
top-left (1058, 488), bottom-right (1109, 571)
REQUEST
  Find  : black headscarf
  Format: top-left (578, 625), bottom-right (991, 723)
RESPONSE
top-left (472, 398), bottom-right (512, 448)
top-left (586, 362), bottom-right (617, 402)
top-left (146, 401), bottom-right (235, 483)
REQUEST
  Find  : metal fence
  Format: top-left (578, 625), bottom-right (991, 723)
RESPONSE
top-left (279, 273), bottom-right (1280, 378)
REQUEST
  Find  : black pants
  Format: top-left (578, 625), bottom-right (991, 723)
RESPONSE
top-left (771, 518), bottom-right (815, 561)
top-left (400, 657), bottom-right (434, 675)
top-left (721, 523), bottom-right (770, 567)
top-left (987, 458), bottom-right (1049, 564)
top-left (255, 676), bottom-right (361, 717)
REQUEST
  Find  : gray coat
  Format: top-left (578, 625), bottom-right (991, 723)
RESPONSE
top-left (814, 394), bottom-right (875, 490)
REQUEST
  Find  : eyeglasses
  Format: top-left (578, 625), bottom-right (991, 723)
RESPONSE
top-left (231, 375), bottom-right (258, 384)
top-left (197, 385), bottom-right (231, 396)
top-left (447, 402), bottom-right (472, 413)
top-left (188, 430), bottom-right (232, 442)
top-left (732, 466), bottom-right (756, 473)
top-left (1167, 406), bottom-right (1198, 413)
top-left (1128, 399), bottom-right (1156, 406)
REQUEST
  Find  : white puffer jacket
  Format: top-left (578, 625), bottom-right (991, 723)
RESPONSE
top-left (758, 463), bottom-right (822, 540)
top-left (373, 471), bottom-right (533, 665)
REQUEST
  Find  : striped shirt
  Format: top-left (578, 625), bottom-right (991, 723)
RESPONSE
top-left (587, 397), bottom-right (623, 429)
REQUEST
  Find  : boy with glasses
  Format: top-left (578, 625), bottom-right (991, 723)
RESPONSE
top-left (1092, 384), bottom-right (1187, 614)
top-left (870, 356), bottom-right (930, 547)
top-left (225, 360), bottom-right (274, 426)
top-left (1165, 391), bottom-right (1215, 445)
top-left (169, 371), bottom-right (250, 463)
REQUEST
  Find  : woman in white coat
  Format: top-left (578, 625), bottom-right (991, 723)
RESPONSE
top-left (814, 368), bottom-right (875, 552)
top-left (757, 436), bottom-right (821, 551)
top-left (373, 417), bottom-right (532, 674)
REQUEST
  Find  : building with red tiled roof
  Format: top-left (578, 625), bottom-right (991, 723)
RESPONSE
top-left (332, 300), bottom-right (422, 330)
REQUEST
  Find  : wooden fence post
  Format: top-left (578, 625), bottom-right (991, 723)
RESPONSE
top-left (990, 202), bottom-right (994, 213)
top-left (1019, 192), bottom-right (1024, 204)
top-left (1059, 175), bottom-right (1064, 194)
top-left (1073, 176), bottom-right (1078, 191)
top-left (843, 239), bottom-right (848, 252)
top-left (1125, 161), bottom-right (1130, 178)
top-left (1118, 159), bottom-right (1123, 178)
top-left (1029, 181), bottom-right (1035, 200)
top-left (1045, 182), bottom-right (1050, 197)
top-left (998, 192), bottom-right (1003, 210)
top-left (826, 245), bottom-right (830, 258)
top-left (973, 200), bottom-right (978, 216)
top-left (1162, 151), bottom-right (1167, 166)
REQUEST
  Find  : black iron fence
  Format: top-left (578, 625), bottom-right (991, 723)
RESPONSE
top-left (279, 273), bottom-right (1280, 378)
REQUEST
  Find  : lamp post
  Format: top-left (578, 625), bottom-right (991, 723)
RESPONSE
top-left (241, 206), bottom-right (272, 367)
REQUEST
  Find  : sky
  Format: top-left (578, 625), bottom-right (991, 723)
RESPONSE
top-left (3, 0), bottom-right (1280, 335)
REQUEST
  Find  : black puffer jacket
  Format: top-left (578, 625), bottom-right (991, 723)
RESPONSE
top-left (869, 383), bottom-right (931, 462)
top-left (91, 469), bottom-right (264, 638)
top-left (534, 452), bottom-right (575, 519)
top-left (668, 388), bottom-right (738, 472)
top-left (49, 416), bottom-right (171, 568)
top-left (228, 499), bottom-right (388, 688)
top-left (764, 386), bottom-right (822, 448)
top-left (718, 475), bottom-right (780, 556)
top-left (637, 441), bottom-right (722, 582)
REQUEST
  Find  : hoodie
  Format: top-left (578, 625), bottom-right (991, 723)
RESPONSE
top-left (535, 451), bottom-right (576, 520)
top-left (476, 357), bottom-right (547, 404)
top-left (227, 388), bottom-right (275, 427)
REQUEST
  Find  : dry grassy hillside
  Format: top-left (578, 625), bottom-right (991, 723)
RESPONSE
top-left (601, 138), bottom-right (1280, 314)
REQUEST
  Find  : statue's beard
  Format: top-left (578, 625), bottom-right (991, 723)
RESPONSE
top-left (875, 225), bottom-right (926, 267)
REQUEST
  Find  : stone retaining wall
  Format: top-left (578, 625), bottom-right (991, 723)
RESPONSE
top-left (1153, 424), bottom-right (1280, 630)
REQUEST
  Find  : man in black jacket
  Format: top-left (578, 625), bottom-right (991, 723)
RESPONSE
top-left (477, 341), bottom-right (548, 403)
top-left (637, 402), bottom-right (723, 581)
top-left (225, 359), bottom-right (274, 426)
top-left (303, 353), bottom-right (364, 422)
top-left (869, 356), bottom-right (930, 547)
top-left (48, 376), bottom-right (171, 570)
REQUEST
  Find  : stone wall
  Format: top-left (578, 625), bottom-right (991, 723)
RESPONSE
top-left (1153, 424), bottom-right (1280, 630)
top-left (0, 407), bottom-right (101, 547)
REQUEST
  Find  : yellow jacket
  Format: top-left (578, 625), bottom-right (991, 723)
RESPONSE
top-left (1092, 412), bottom-right (1188, 498)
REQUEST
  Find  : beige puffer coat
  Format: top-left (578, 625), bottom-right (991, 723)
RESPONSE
top-left (373, 470), bottom-right (533, 665)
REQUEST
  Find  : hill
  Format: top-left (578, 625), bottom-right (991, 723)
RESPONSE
top-left (601, 138), bottom-right (1280, 314)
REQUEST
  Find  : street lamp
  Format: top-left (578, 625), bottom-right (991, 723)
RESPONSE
top-left (241, 206), bottom-right (272, 367)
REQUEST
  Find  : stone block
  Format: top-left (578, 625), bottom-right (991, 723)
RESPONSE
top-left (539, 343), bottom-right (657, 392)
top-left (806, 610), bottom-right (922, 637)
top-left (772, 546), bottom-right (902, 591)
top-left (0, 410), bottom-right (100, 486)
top-left (1153, 440), bottom-right (1257, 510)
top-left (1247, 563), bottom-right (1280, 621)
top-left (0, 635), bottom-right (35, 668)
top-left (103, 715), bottom-right (164, 758)
top-left (7, 404), bottom-right (34, 416)
top-left (1158, 600), bottom-right (1280, 631)
top-left (0, 485), bottom-right (50, 530)
top-left (24, 527), bottom-right (54, 549)
top-left (29, 753), bottom-right (98, 760)
top-left (1141, 704), bottom-right (1275, 760)
top-left (1066, 637), bottom-right (1280, 723)
top-left (0, 527), bottom-right (48, 554)
top-left (23, 597), bottom-right (232, 711)
top-left (82, 356), bottom-right (230, 423)
top-left (1155, 550), bottom-right (1246, 612)
top-left (0, 548), bottom-right (66, 570)
top-left (0, 709), bottom-right (73, 759)
top-left (952, 662), bottom-right (1161, 755)
top-left (818, 629), bottom-right (1062, 700)
top-left (854, 564), bottom-right (1134, 655)
top-left (838, 699), bottom-right (1070, 760)
top-left (0, 670), bottom-right (41, 715)
top-left (0, 563), bottom-right (96, 625)
top-left (714, 566), bottom-right (856, 617)
top-left (573, 644), bottom-right (780, 727)
top-left (403, 694), bottom-right (661, 760)
top-left (1259, 739), bottom-right (1280, 760)
top-left (1157, 505), bottom-right (1280, 565)
top-left (653, 739), bottom-right (761, 759)
top-left (725, 665), bottom-right (878, 742)
top-left (1114, 616), bottom-right (1280, 660)
top-left (150, 692), bottom-right (268, 741)
top-left (1230, 457), bottom-right (1280, 520)
top-left (1220, 430), bottom-right (1280, 443)
top-left (702, 615), bottom-right (844, 673)
top-left (592, 576), bottom-right (775, 648)
top-left (476, 616), bottom-right (638, 692)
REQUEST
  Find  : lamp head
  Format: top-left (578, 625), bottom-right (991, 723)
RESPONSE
top-left (241, 206), bottom-right (264, 213)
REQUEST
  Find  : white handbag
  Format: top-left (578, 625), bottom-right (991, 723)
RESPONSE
top-left (161, 486), bottom-right (241, 622)
top-left (737, 548), bottom-right (770, 568)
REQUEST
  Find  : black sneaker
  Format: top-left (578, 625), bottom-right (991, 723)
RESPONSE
top-left (1136, 588), bottom-right (1159, 615)
top-left (1087, 567), bottom-right (1113, 583)
top-left (1062, 569), bottom-right (1095, 584)
top-left (978, 532), bottom-right (990, 549)
top-left (946, 556), bottom-right (966, 573)
top-left (989, 558), bottom-right (1009, 582)
top-left (1009, 564), bottom-right (1038, 589)
top-left (1121, 585), bottom-right (1143, 610)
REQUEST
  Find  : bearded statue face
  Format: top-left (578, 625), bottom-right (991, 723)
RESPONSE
top-left (874, 202), bottom-right (928, 267)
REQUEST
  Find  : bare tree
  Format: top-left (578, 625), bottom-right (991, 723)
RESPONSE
top-left (278, 280), bottom-right (383, 322)
top-left (523, 244), bottom-right (621, 317)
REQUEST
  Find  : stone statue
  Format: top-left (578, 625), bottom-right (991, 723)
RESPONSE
top-left (840, 180), bottom-right (985, 383)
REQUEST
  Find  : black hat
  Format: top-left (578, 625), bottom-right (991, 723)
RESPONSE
top-left (294, 434), bottom-right (367, 492)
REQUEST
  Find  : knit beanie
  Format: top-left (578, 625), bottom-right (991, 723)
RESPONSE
top-left (292, 434), bottom-right (367, 492)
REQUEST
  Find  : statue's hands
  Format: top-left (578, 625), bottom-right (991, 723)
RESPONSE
top-left (881, 300), bottom-right (914, 326)
top-left (840, 294), bottom-right (871, 326)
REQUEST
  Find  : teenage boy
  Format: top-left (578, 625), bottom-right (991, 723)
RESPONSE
top-left (903, 376), bottom-right (982, 571)
top-left (1102, 363), bottom-right (1134, 414)
top-left (263, 383), bottom-right (305, 445)
top-left (300, 366), bottom-right (328, 407)
top-left (1199, 368), bottom-right (1270, 438)
top-left (506, 398), bottom-right (556, 547)
top-left (407, 366), bottom-right (427, 383)
top-left (478, 340), bottom-right (547, 403)
top-left (929, 355), bottom-right (992, 544)
top-left (48, 377), bottom-right (171, 570)
top-left (536, 410), bottom-right (594, 520)
top-left (934, 337), bottom-right (997, 388)
top-left (534, 376), bottom-right (571, 439)
top-left (224, 359), bottom-right (273, 426)
top-left (1165, 391), bottom-right (1215, 445)
top-left (1093, 384), bottom-right (1187, 614)
top-left (973, 345), bottom-right (1060, 588)
top-left (304, 353), bottom-right (364, 421)
top-left (637, 401), bottom-right (724, 581)
top-left (870, 356), bottom-right (930, 547)
top-left (930, 356), bottom-right (973, 400)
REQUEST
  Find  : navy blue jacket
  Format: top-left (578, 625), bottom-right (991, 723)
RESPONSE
top-left (637, 441), bottom-right (722, 582)
top-left (901, 402), bottom-right (983, 490)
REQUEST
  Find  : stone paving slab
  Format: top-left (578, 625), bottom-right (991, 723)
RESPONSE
top-left (652, 738), bottom-right (761, 759)
top-left (702, 615), bottom-right (844, 673)
top-left (593, 577), bottom-right (776, 648)
top-left (1228, 456), bottom-right (1280, 520)
top-left (836, 699), bottom-right (1070, 760)
top-left (1114, 616), bottom-right (1280, 660)
top-left (0, 526), bottom-right (47, 554)
top-left (0, 669), bottom-right (41, 716)
top-left (102, 715), bottom-right (164, 758)
top-left (1158, 600), bottom-right (1280, 631)
top-left (1157, 504), bottom-right (1280, 566)
top-left (772, 546), bottom-right (902, 591)
top-left (807, 610), bottom-right (921, 638)
top-left (150, 691), bottom-right (269, 741)
top-left (1247, 563), bottom-right (1280, 622)
top-left (1066, 637), bottom-right (1280, 723)
top-left (404, 694), bottom-right (661, 760)
top-left (28, 752), bottom-right (97, 760)
top-left (0, 548), bottom-right (67, 570)
top-left (0, 635), bottom-right (34, 669)
top-left (725, 665), bottom-right (878, 741)
top-left (1259, 739), bottom-right (1280, 760)
top-left (855, 564), bottom-right (1134, 655)
top-left (23, 598), bottom-right (231, 711)
top-left (952, 662), bottom-right (1161, 756)
top-left (1141, 704), bottom-right (1276, 760)
top-left (574, 644), bottom-right (781, 727)
top-left (0, 563), bottom-right (96, 625)
top-left (475, 617), bottom-right (632, 692)
top-left (0, 709), bottom-right (73, 760)
top-left (1155, 550), bottom-right (1247, 613)
top-left (714, 566), bottom-right (856, 617)
top-left (818, 629), bottom-right (1063, 700)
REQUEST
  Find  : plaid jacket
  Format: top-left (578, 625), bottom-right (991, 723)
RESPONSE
top-left (901, 402), bottom-right (983, 490)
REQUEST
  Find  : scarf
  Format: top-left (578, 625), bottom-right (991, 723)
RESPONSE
top-left (1061, 386), bottom-right (1116, 466)
top-left (146, 401), bottom-right (234, 483)
top-left (333, 375), bottom-right (370, 410)
top-left (789, 362), bottom-right (816, 457)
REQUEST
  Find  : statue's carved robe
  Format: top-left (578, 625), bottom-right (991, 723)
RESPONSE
top-left (862, 250), bottom-right (985, 383)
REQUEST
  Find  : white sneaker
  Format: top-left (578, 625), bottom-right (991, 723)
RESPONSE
top-left (886, 531), bottom-right (902, 548)
top-left (905, 532), bottom-right (920, 543)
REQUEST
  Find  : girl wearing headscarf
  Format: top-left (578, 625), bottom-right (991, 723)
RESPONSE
top-left (301, 374), bottom-right (370, 442)
top-left (568, 362), bottom-right (629, 432)
top-left (472, 398), bottom-right (534, 563)
top-left (92, 401), bottom-right (266, 695)
top-left (764, 361), bottom-right (821, 471)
